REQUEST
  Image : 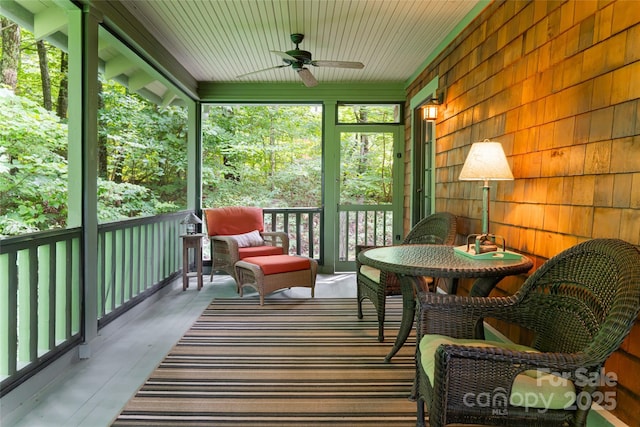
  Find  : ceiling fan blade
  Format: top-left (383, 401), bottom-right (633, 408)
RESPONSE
top-left (311, 60), bottom-right (364, 69)
top-left (271, 50), bottom-right (298, 62)
top-left (297, 68), bottom-right (318, 87)
top-left (236, 65), bottom-right (288, 78)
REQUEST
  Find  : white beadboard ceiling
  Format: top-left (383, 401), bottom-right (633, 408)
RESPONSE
top-left (120, 0), bottom-right (483, 85)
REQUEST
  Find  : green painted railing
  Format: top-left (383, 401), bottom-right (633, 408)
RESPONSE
top-left (0, 207), bottom-right (391, 395)
top-left (264, 205), bottom-right (393, 265)
top-left (96, 212), bottom-right (184, 327)
top-left (338, 204), bottom-right (394, 262)
top-left (263, 207), bottom-right (323, 263)
top-left (262, 205), bottom-right (393, 264)
top-left (0, 228), bottom-right (82, 393)
top-left (0, 211), bottom-right (186, 396)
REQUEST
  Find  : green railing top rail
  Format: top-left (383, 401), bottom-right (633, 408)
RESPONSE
top-left (0, 227), bottom-right (82, 253)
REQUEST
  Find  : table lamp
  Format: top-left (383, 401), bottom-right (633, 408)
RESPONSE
top-left (180, 212), bottom-right (202, 234)
top-left (459, 139), bottom-right (513, 254)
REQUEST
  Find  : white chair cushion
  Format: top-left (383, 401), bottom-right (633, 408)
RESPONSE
top-left (230, 230), bottom-right (264, 248)
top-left (419, 334), bottom-right (576, 410)
top-left (359, 265), bottom-right (381, 283)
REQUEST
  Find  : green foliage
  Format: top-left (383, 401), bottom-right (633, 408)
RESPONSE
top-left (339, 131), bottom-right (393, 204)
top-left (97, 178), bottom-right (178, 221)
top-left (0, 20), bottom-right (188, 236)
top-left (0, 86), bottom-right (184, 234)
top-left (201, 104), bottom-right (395, 209)
top-left (201, 105), bottom-right (322, 208)
top-left (0, 87), bottom-right (68, 234)
top-left (337, 103), bottom-right (400, 124)
top-left (99, 79), bottom-right (188, 206)
top-left (15, 32), bottom-right (64, 111)
top-left (2, 18), bottom-right (396, 236)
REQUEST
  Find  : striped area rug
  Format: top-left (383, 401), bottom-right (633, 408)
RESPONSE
top-left (111, 297), bottom-right (419, 426)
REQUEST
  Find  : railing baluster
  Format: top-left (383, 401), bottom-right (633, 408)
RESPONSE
top-left (28, 247), bottom-right (38, 362)
top-left (110, 231), bottom-right (117, 312)
top-left (64, 240), bottom-right (73, 340)
top-left (47, 242), bottom-right (56, 350)
top-left (131, 226), bottom-right (137, 296)
top-left (295, 212), bottom-right (301, 255)
top-left (6, 251), bottom-right (18, 376)
top-left (152, 222), bottom-right (158, 285)
top-left (344, 211), bottom-right (350, 261)
top-left (143, 224), bottom-right (149, 291)
top-left (118, 229), bottom-right (124, 307)
top-left (307, 213), bottom-right (314, 258)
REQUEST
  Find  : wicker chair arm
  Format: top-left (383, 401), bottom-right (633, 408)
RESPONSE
top-left (210, 235), bottom-right (241, 270)
top-left (439, 344), bottom-right (595, 374)
top-left (261, 231), bottom-right (290, 252)
top-left (416, 292), bottom-right (519, 339)
top-left (356, 244), bottom-right (382, 252)
top-left (355, 245), bottom-right (384, 271)
top-left (432, 344), bottom-right (599, 405)
top-left (210, 235), bottom-right (239, 253)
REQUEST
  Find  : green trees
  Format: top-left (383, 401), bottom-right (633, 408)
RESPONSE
top-left (1, 14), bottom-right (396, 237)
top-left (0, 19), bottom-right (187, 236)
top-left (201, 105), bottom-right (322, 208)
top-left (97, 80), bottom-right (187, 220)
top-left (0, 88), bottom-right (68, 234)
top-left (201, 103), bottom-right (396, 210)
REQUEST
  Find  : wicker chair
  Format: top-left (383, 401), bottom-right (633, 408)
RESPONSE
top-left (204, 207), bottom-right (289, 282)
top-left (415, 238), bottom-right (640, 427)
top-left (356, 212), bottom-right (457, 342)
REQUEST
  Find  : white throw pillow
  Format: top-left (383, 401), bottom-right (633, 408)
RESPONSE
top-left (231, 230), bottom-right (264, 247)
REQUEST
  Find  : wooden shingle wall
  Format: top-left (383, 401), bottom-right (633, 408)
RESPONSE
top-left (405, 0), bottom-right (640, 424)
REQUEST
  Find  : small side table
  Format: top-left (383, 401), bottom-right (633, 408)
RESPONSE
top-left (180, 233), bottom-right (204, 291)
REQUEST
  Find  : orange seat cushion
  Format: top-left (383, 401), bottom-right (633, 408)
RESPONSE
top-left (242, 255), bottom-right (311, 275)
top-left (239, 246), bottom-right (283, 259)
top-left (205, 207), bottom-right (264, 236)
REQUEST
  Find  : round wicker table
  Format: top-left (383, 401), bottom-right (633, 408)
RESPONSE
top-left (358, 244), bottom-right (533, 361)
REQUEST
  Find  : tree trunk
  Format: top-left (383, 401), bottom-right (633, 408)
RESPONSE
top-left (1, 18), bottom-right (21, 91)
top-left (97, 79), bottom-right (109, 178)
top-left (356, 108), bottom-right (369, 175)
top-left (56, 51), bottom-right (68, 119)
top-left (37, 40), bottom-right (52, 110)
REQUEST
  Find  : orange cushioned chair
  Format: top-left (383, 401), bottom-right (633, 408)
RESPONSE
top-left (204, 207), bottom-right (289, 282)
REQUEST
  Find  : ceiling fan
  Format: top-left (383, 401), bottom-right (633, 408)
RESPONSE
top-left (237, 33), bottom-right (364, 87)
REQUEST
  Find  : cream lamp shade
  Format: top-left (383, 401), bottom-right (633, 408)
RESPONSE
top-left (459, 140), bottom-right (514, 181)
top-left (458, 139), bottom-right (513, 240)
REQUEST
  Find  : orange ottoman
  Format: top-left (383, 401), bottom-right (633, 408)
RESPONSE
top-left (234, 255), bottom-right (317, 305)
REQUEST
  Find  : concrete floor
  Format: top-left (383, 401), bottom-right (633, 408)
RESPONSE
top-left (1, 273), bottom-right (357, 427)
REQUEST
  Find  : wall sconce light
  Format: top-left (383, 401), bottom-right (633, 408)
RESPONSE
top-left (422, 104), bottom-right (438, 121)
top-left (422, 92), bottom-right (444, 122)
top-left (180, 212), bottom-right (202, 235)
top-left (457, 139), bottom-right (514, 256)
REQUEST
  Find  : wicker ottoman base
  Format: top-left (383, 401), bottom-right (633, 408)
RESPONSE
top-left (234, 255), bottom-right (317, 305)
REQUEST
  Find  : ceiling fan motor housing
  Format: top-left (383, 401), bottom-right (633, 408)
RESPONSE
top-left (284, 49), bottom-right (312, 65)
top-left (285, 33), bottom-right (312, 65)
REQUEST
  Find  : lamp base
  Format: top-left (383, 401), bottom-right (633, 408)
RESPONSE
top-left (467, 233), bottom-right (503, 253)
top-left (473, 233), bottom-right (501, 253)
top-left (453, 233), bottom-right (523, 260)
